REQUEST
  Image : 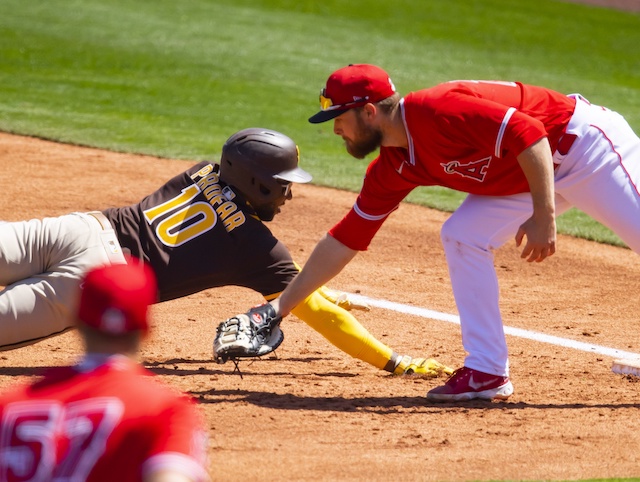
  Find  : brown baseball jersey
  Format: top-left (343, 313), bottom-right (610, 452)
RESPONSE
top-left (103, 162), bottom-right (298, 301)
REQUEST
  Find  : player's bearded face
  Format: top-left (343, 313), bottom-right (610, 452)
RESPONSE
top-left (344, 110), bottom-right (383, 159)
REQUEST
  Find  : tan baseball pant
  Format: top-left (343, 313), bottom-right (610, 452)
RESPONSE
top-left (0, 212), bottom-right (125, 351)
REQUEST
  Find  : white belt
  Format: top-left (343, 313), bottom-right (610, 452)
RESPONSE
top-left (82, 211), bottom-right (127, 265)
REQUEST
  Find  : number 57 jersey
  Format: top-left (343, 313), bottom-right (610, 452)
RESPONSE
top-left (0, 356), bottom-right (209, 482)
top-left (103, 161), bottom-right (298, 302)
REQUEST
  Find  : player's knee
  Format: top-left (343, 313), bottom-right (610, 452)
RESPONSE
top-left (441, 217), bottom-right (491, 258)
top-left (440, 216), bottom-right (467, 248)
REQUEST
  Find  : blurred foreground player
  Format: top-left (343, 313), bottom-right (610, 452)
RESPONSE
top-left (0, 261), bottom-right (209, 482)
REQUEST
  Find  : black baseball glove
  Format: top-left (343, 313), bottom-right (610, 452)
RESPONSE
top-left (213, 303), bottom-right (284, 363)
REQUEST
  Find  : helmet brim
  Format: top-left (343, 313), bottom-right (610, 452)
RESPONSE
top-left (274, 166), bottom-right (312, 184)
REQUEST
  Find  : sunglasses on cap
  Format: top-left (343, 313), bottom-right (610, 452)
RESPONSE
top-left (319, 88), bottom-right (369, 112)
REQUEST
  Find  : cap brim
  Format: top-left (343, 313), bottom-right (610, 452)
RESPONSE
top-left (308, 108), bottom-right (348, 124)
top-left (274, 166), bottom-right (312, 184)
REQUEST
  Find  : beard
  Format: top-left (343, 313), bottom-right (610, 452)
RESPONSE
top-left (344, 114), bottom-right (383, 159)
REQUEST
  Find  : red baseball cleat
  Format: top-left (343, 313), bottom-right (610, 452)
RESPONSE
top-left (426, 366), bottom-right (513, 402)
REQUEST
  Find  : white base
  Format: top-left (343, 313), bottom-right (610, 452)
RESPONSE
top-left (611, 358), bottom-right (640, 377)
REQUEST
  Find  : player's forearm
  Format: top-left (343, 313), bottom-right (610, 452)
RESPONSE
top-left (517, 137), bottom-right (556, 219)
top-left (275, 234), bottom-right (357, 317)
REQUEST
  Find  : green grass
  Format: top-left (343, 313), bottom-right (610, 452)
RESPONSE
top-left (1, 0), bottom-right (638, 247)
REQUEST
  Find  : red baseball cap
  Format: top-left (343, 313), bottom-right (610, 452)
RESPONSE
top-left (77, 261), bottom-right (158, 335)
top-left (308, 64), bottom-right (397, 124)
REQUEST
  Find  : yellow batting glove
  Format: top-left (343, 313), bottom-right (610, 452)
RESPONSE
top-left (395, 356), bottom-right (454, 378)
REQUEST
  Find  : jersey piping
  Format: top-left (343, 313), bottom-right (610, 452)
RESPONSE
top-left (353, 203), bottom-right (395, 221)
top-left (496, 107), bottom-right (516, 158)
top-left (400, 98), bottom-right (416, 166)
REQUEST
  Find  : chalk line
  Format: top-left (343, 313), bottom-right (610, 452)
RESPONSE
top-left (349, 294), bottom-right (640, 360)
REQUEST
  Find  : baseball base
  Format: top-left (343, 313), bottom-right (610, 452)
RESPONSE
top-left (611, 358), bottom-right (640, 377)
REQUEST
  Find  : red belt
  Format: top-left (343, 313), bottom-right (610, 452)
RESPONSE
top-left (556, 133), bottom-right (577, 156)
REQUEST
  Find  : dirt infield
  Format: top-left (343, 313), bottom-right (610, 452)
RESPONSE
top-left (1, 132), bottom-right (639, 481)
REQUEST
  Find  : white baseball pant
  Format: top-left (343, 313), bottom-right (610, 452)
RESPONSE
top-left (440, 95), bottom-right (640, 376)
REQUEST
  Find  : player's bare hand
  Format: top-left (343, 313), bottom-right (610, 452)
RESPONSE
top-left (515, 215), bottom-right (556, 263)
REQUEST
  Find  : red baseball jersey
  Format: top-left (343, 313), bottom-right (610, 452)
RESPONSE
top-left (329, 80), bottom-right (576, 250)
top-left (0, 356), bottom-right (209, 482)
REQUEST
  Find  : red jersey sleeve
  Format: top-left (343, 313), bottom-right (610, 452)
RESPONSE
top-left (328, 205), bottom-right (391, 251)
top-left (329, 152), bottom-right (417, 251)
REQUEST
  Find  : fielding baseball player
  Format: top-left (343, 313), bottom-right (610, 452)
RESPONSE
top-left (0, 127), bottom-right (451, 377)
top-left (221, 64), bottom-right (640, 402)
top-left (0, 262), bottom-right (209, 482)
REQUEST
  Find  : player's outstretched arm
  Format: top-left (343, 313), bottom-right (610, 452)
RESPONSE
top-left (212, 235), bottom-right (355, 364)
top-left (274, 234), bottom-right (358, 317)
top-left (291, 260), bottom-right (370, 312)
